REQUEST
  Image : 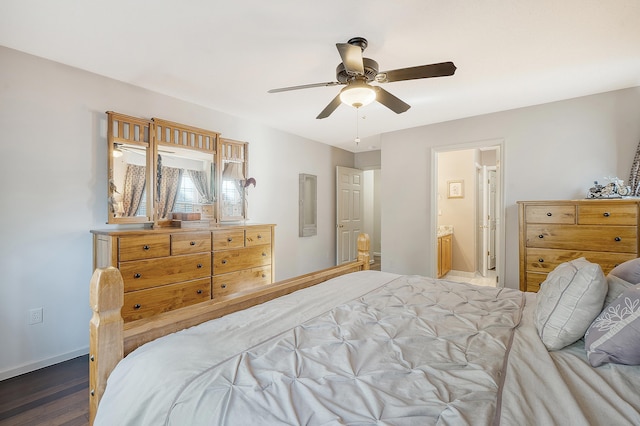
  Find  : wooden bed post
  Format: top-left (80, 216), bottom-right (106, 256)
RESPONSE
top-left (357, 233), bottom-right (370, 270)
top-left (89, 267), bottom-right (124, 425)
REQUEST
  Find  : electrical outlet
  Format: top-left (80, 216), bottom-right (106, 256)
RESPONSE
top-left (29, 307), bottom-right (43, 325)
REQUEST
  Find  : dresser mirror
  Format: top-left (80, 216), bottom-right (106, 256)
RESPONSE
top-left (107, 112), bottom-right (154, 224)
top-left (106, 112), bottom-right (223, 225)
top-left (154, 145), bottom-right (216, 220)
top-left (219, 139), bottom-right (248, 222)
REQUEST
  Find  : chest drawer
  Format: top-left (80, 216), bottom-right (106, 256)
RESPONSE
top-left (171, 232), bottom-right (211, 255)
top-left (525, 273), bottom-right (546, 293)
top-left (246, 227), bottom-right (271, 246)
top-left (526, 224), bottom-right (637, 253)
top-left (525, 248), bottom-right (637, 275)
top-left (119, 253), bottom-right (212, 291)
top-left (212, 230), bottom-right (245, 250)
top-left (119, 235), bottom-right (170, 261)
top-left (122, 278), bottom-right (211, 322)
top-left (213, 245), bottom-right (272, 275)
top-left (213, 266), bottom-right (272, 298)
top-left (525, 205), bottom-right (576, 224)
top-left (578, 204), bottom-right (638, 225)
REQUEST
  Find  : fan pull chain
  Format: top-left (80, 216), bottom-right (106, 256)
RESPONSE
top-left (355, 108), bottom-right (361, 146)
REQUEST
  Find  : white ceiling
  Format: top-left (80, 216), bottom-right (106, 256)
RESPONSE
top-left (1, 1), bottom-right (639, 152)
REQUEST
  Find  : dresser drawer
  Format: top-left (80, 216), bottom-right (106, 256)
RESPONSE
top-left (213, 266), bottom-right (272, 298)
top-left (119, 235), bottom-right (170, 261)
top-left (525, 273), bottom-right (547, 293)
top-left (526, 224), bottom-right (637, 253)
top-left (122, 278), bottom-right (211, 322)
top-left (119, 253), bottom-right (212, 291)
top-left (578, 204), bottom-right (638, 225)
top-left (525, 205), bottom-right (576, 224)
top-left (526, 248), bottom-right (637, 275)
top-left (171, 232), bottom-right (211, 255)
top-left (212, 230), bottom-right (245, 250)
top-left (246, 226), bottom-right (271, 246)
top-left (213, 245), bottom-right (272, 275)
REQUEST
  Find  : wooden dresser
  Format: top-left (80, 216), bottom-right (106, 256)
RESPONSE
top-left (518, 200), bottom-right (639, 292)
top-left (91, 224), bottom-right (275, 322)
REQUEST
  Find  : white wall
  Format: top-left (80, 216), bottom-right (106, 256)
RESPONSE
top-left (382, 86), bottom-right (640, 288)
top-left (0, 46), bottom-right (354, 379)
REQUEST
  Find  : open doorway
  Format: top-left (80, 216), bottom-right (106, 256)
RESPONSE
top-left (431, 141), bottom-right (504, 287)
top-left (336, 166), bottom-right (380, 268)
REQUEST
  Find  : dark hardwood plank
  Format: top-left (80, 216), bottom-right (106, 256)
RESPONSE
top-left (0, 355), bottom-right (89, 426)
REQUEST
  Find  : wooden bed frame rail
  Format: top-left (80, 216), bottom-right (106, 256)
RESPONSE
top-left (89, 233), bottom-right (370, 424)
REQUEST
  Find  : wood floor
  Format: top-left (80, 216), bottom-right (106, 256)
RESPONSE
top-left (0, 355), bottom-right (89, 426)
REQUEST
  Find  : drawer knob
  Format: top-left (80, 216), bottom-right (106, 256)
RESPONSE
top-left (143, 245), bottom-right (150, 250)
top-left (603, 212), bottom-right (610, 217)
top-left (546, 212), bottom-right (552, 217)
top-left (257, 235), bottom-right (262, 239)
top-left (221, 284), bottom-right (227, 289)
top-left (615, 237), bottom-right (621, 242)
top-left (221, 259), bottom-right (227, 264)
top-left (197, 263), bottom-right (203, 268)
top-left (262, 274), bottom-right (266, 278)
top-left (227, 237), bottom-right (233, 242)
top-left (262, 252), bottom-right (266, 257)
top-left (134, 273), bottom-right (141, 279)
top-left (538, 235), bottom-right (544, 239)
top-left (133, 304), bottom-right (141, 310)
top-left (190, 241), bottom-right (196, 246)
top-left (197, 289), bottom-right (203, 294)
top-left (538, 258), bottom-right (544, 263)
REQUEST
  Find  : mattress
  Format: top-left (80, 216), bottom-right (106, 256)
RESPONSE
top-left (95, 271), bottom-right (640, 425)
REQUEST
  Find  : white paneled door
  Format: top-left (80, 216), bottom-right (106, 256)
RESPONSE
top-left (336, 166), bottom-right (363, 264)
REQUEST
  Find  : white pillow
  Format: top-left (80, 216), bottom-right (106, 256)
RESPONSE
top-left (534, 258), bottom-right (607, 350)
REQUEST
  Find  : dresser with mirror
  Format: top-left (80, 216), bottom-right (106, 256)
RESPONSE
top-left (92, 112), bottom-right (274, 321)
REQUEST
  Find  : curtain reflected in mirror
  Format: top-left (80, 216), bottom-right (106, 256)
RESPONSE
top-left (110, 143), bottom-right (148, 218)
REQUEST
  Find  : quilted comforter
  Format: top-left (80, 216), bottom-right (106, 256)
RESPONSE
top-left (96, 271), bottom-right (525, 425)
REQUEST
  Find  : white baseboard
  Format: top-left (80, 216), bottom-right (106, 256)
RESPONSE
top-left (445, 269), bottom-right (477, 279)
top-left (0, 346), bottom-right (89, 381)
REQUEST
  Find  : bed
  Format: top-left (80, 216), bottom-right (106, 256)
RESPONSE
top-left (88, 235), bottom-right (640, 425)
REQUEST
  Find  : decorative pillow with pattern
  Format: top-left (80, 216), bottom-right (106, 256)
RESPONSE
top-left (535, 258), bottom-right (607, 351)
top-left (585, 284), bottom-right (640, 367)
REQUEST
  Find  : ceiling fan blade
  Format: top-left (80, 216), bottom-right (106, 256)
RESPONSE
top-left (377, 61), bottom-right (457, 83)
top-left (373, 87), bottom-right (411, 114)
top-left (316, 94), bottom-right (342, 119)
top-left (336, 43), bottom-right (364, 76)
top-left (268, 81), bottom-right (341, 93)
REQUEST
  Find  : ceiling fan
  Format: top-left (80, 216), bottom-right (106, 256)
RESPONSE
top-left (268, 37), bottom-right (456, 119)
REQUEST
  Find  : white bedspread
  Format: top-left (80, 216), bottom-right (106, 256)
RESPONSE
top-left (96, 271), bottom-right (525, 425)
top-left (96, 272), bottom-right (640, 425)
top-left (500, 293), bottom-right (640, 426)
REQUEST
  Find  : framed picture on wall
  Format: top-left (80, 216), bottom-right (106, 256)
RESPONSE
top-left (447, 180), bottom-right (464, 198)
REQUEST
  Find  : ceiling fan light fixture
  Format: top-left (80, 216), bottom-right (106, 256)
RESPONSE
top-left (339, 81), bottom-right (376, 108)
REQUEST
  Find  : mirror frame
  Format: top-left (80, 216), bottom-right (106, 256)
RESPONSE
top-left (106, 112), bottom-right (154, 224)
top-left (106, 112), bottom-right (227, 225)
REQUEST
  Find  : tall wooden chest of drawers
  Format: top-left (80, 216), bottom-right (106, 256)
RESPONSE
top-left (91, 224), bottom-right (275, 322)
top-left (518, 200), bottom-right (639, 292)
